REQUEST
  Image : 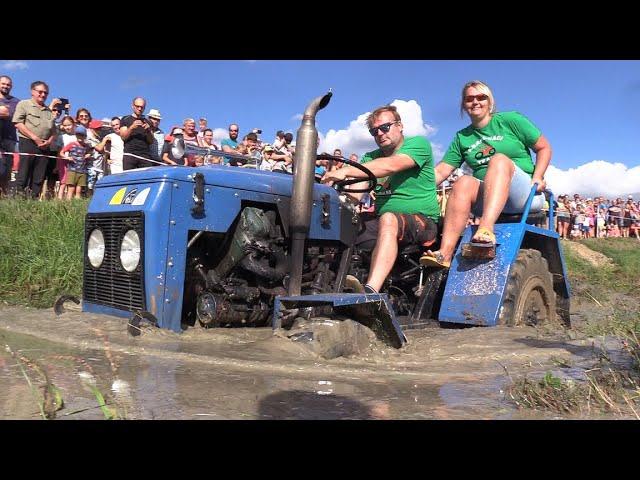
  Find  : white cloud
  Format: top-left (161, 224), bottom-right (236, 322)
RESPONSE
top-left (210, 128), bottom-right (230, 148)
top-left (317, 99), bottom-right (441, 158)
top-left (291, 113), bottom-right (303, 122)
top-left (1, 60), bottom-right (28, 71)
top-left (545, 160), bottom-right (640, 197)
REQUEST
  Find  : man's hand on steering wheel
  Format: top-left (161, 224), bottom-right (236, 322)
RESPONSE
top-left (317, 153), bottom-right (377, 194)
top-left (320, 168), bottom-right (347, 186)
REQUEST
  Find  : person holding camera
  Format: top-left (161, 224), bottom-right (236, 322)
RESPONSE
top-left (120, 97), bottom-right (153, 170)
top-left (12, 81), bottom-right (57, 199)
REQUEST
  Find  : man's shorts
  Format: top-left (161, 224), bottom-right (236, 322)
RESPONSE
top-left (355, 212), bottom-right (438, 251)
top-left (66, 171), bottom-right (87, 187)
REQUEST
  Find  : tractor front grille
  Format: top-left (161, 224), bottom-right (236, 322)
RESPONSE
top-left (83, 212), bottom-right (146, 311)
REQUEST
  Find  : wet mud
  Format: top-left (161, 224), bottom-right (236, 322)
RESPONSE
top-left (0, 302), bottom-right (620, 419)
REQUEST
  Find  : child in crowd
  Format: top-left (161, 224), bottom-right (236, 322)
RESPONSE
top-left (56, 116), bottom-right (77, 199)
top-left (193, 155), bottom-right (205, 167)
top-left (60, 125), bottom-right (91, 199)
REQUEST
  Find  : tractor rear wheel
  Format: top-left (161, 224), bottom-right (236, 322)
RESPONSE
top-left (498, 249), bottom-right (556, 327)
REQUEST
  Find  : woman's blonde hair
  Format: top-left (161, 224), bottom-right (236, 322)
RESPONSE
top-left (460, 80), bottom-right (496, 116)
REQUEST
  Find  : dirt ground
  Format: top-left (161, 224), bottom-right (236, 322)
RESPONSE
top-left (0, 292), bottom-right (627, 419)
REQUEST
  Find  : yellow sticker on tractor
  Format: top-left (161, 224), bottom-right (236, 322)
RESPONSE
top-left (109, 187), bottom-right (127, 205)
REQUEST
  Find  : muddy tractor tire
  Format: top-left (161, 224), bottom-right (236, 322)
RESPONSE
top-left (498, 249), bottom-right (557, 327)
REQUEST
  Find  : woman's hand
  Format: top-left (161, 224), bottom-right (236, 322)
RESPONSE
top-left (532, 176), bottom-right (546, 192)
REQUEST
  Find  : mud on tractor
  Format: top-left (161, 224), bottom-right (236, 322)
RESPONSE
top-left (80, 92), bottom-right (570, 348)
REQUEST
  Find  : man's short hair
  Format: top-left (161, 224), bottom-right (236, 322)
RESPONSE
top-left (366, 105), bottom-right (401, 129)
top-left (111, 116), bottom-right (120, 122)
top-left (245, 132), bottom-right (258, 142)
top-left (203, 128), bottom-right (213, 135)
top-left (0, 75), bottom-right (12, 83)
top-left (284, 132), bottom-right (293, 143)
top-left (30, 80), bottom-right (49, 91)
top-left (183, 118), bottom-right (195, 125)
top-left (229, 123), bottom-right (239, 131)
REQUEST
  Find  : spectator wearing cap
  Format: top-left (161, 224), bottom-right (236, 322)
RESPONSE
top-left (221, 123), bottom-right (240, 165)
top-left (147, 109), bottom-right (164, 165)
top-left (95, 117), bottom-right (124, 175)
top-left (12, 81), bottom-right (57, 199)
top-left (59, 125), bottom-right (91, 199)
top-left (260, 144), bottom-right (292, 172)
top-left (233, 132), bottom-right (260, 167)
top-left (161, 126), bottom-right (184, 166)
top-left (0, 75), bottom-right (20, 196)
top-left (120, 97), bottom-right (153, 170)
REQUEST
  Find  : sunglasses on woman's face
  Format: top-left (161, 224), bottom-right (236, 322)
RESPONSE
top-left (464, 94), bottom-right (489, 103)
top-left (368, 121), bottom-right (397, 137)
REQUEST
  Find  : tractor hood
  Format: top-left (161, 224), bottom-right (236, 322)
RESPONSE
top-left (96, 165), bottom-right (323, 199)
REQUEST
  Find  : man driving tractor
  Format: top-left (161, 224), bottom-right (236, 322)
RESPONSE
top-left (321, 105), bottom-right (440, 294)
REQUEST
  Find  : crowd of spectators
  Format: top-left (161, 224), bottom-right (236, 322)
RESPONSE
top-left (0, 75), bottom-right (639, 243)
top-left (550, 193), bottom-right (640, 240)
top-left (0, 75), bottom-right (352, 201)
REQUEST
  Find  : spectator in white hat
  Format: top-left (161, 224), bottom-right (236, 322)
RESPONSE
top-left (147, 108), bottom-right (164, 165)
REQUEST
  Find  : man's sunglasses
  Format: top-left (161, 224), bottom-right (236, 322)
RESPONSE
top-left (464, 94), bottom-right (489, 103)
top-left (369, 121), bottom-right (398, 137)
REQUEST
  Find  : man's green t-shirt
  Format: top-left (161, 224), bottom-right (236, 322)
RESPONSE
top-left (441, 111), bottom-right (541, 181)
top-left (361, 136), bottom-right (439, 221)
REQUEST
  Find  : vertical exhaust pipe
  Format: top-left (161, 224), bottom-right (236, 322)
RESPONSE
top-left (288, 90), bottom-right (332, 296)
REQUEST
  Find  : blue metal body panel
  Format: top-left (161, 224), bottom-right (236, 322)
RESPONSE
top-left (438, 187), bottom-right (571, 326)
top-left (83, 166), bottom-right (347, 332)
top-left (273, 293), bottom-right (407, 348)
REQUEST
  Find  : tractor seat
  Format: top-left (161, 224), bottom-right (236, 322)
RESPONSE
top-left (496, 211), bottom-right (546, 225)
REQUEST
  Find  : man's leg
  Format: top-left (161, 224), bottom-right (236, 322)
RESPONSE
top-left (16, 138), bottom-right (37, 196)
top-left (30, 154), bottom-right (49, 199)
top-left (366, 212), bottom-right (400, 292)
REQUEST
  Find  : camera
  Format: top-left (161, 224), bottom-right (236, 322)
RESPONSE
top-left (55, 98), bottom-right (69, 111)
top-left (252, 128), bottom-right (262, 135)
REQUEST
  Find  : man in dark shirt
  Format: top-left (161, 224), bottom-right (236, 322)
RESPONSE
top-left (119, 96), bottom-right (153, 170)
top-left (0, 75), bottom-right (20, 195)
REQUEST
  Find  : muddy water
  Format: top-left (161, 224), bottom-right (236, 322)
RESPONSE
top-left (0, 305), bottom-right (606, 419)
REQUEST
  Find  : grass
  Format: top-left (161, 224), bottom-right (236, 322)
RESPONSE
top-left (0, 199), bottom-right (87, 308)
top-left (508, 333), bottom-right (640, 418)
top-left (509, 238), bottom-right (640, 417)
top-left (563, 238), bottom-right (640, 296)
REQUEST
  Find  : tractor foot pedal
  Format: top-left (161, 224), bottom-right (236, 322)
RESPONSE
top-left (461, 242), bottom-right (496, 260)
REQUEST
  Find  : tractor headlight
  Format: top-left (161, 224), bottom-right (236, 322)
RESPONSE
top-left (120, 230), bottom-right (141, 272)
top-left (87, 229), bottom-right (105, 268)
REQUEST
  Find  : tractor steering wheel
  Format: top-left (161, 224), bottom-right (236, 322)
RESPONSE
top-left (316, 154), bottom-right (377, 194)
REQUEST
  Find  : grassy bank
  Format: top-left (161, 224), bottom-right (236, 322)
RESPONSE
top-left (0, 199), bottom-right (87, 308)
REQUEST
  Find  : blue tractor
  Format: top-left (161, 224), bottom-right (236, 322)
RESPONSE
top-left (80, 92), bottom-right (570, 348)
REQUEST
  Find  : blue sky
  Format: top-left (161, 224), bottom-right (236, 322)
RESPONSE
top-left (2, 60), bottom-right (639, 196)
